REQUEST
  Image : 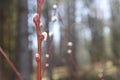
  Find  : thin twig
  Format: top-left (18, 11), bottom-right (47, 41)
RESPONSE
top-left (34, 0), bottom-right (44, 80)
top-left (42, 35), bottom-right (53, 77)
top-left (68, 52), bottom-right (80, 80)
top-left (0, 47), bottom-right (23, 80)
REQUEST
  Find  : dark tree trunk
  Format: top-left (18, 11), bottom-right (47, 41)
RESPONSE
top-left (66, 0), bottom-right (77, 79)
top-left (110, 0), bottom-right (120, 63)
top-left (110, 1), bottom-right (120, 79)
top-left (88, 15), bottom-right (105, 62)
top-left (17, 0), bottom-right (30, 80)
top-left (0, 0), bottom-right (19, 80)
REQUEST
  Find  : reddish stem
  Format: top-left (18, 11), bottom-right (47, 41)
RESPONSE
top-left (34, 0), bottom-right (44, 80)
top-left (33, 13), bottom-right (41, 80)
top-left (68, 51), bottom-right (79, 80)
top-left (58, 7), bottom-right (80, 79)
top-left (42, 35), bottom-right (53, 77)
top-left (37, 19), bottom-right (42, 80)
top-left (0, 47), bottom-right (23, 80)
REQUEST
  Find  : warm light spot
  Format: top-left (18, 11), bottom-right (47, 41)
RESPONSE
top-left (67, 42), bottom-right (73, 47)
top-left (45, 54), bottom-right (49, 58)
top-left (67, 49), bottom-right (72, 54)
top-left (53, 4), bottom-right (58, 9)
top-left (51, 16), bottom-right (57, 22)
top-left (45, 63), bottom-right (49, 67)
top-left (40, 22), bottom-right (43, 27)
top-left (49, 32), bottom-right (53, 37)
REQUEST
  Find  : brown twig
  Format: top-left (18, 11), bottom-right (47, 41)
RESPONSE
top-left (0, 47), bottom-right (23, 80)
top-left (33, 0), bottom-right (44, 80)
top-left (53, 4), bottom-right (80, 80)
top-left (67, 44), bottom-right (80, 80)
top-left (42, 35), bottom-right (53, 77)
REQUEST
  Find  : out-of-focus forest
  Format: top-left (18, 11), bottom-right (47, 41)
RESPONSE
top-left (1, 0), bottom-right (120, 80)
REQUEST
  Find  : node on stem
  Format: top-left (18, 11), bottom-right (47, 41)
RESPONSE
top-left (41, 32), bottom-right (47, 41)
top-left (36, 53), bottom-right (40, 63)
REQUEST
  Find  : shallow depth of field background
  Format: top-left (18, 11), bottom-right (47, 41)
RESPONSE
top-left (1, 0), bottom-right (120, 80)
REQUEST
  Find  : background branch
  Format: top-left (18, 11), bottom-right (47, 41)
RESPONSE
top-left (0, 47), bottom-right (23, 80)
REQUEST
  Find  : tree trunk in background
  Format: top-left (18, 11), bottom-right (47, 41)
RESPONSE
top-left (110, 0), bottom-right (120, 63)
top-left (0, 0), bottom-right (19, 80)
top-left (18, 0), bottom-right (30, 80)
top-left (82, 0), bottom-right (105, 62)
top-left (110, 1), bottom-right (120, 79)
top-left (43, 0), bottom-right (53, 80)
top-left (88, 14), bottom-right (105, 62)
top-left (66, 0), bottom-right (77, 79)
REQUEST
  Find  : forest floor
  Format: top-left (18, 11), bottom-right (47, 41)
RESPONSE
top-left (31, 61), bottom-right (118, 80)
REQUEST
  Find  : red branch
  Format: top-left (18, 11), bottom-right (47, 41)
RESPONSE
top-left (42, 35), bottom-right (53, 77)
top-left (0, 47), bottom-right (23, 80)
top-left (67, 46), bottom-right (80, 80)
top-left (33, 0), bottom-right (44, 80)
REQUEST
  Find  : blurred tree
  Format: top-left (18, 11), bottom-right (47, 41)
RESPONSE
top-left (88, 14), bottom-right (105, 62)
top-left (0, 0), bottom-right (19, 80)
top-left (110, 0), bottom-right (120, 64)
top-left (82, 0), bottom-right (105, 62)
top-left (43, 0), bottom-right (53, 79)
top-left (110, 1), bottom-right (120, 79)
top-left (66, 0), bottom-right (78, 79)
top-left (17, 0), bottom-right (31, 80)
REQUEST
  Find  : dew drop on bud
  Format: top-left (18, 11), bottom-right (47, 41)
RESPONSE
top-left (36, 53), bottom-right (40, 63)
top-left (41, 32), bottom-right (47, 41)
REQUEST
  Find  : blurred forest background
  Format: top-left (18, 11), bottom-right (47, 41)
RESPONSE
top-left (1, 0), bottom-right (120, 80)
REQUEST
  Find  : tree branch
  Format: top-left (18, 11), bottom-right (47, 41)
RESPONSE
top-left (0, 47), bottom-right (23, 80)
